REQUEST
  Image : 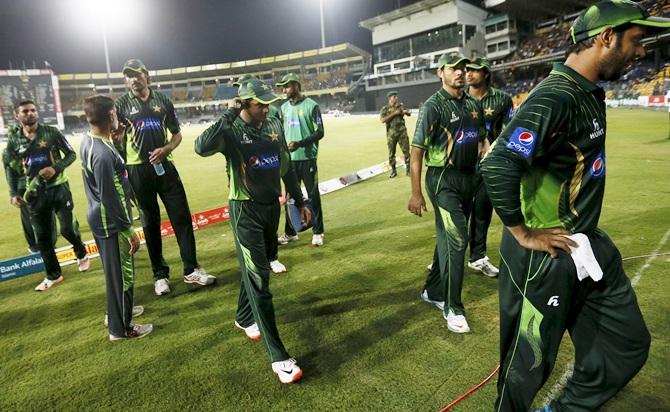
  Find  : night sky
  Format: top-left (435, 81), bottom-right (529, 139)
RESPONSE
top-left (0, 0), bottom-right (423, 74)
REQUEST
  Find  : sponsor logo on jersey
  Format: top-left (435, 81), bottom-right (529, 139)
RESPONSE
top-left (590, 152), bottom-right (605, 178)
top-left (241, 133), bottom-right (252, 144)
top-left (26, 153), bottom-right (50, 169)
top-left (506, 127), bottom-right (536, 159)
top-left (248, 152), bottom-right (280, 170)
top-left (286, 119), bottom-right (301, 128)
top-left (129, 107), bottom-right (139, 116)
top-left (134, 118), bottom-right (162, 132)
top-left (454, 128), bottom-right (479, 144)
top-left (450, 111), bottom-right (460, 123)
top-left (589, 118), bottom-right (605, 140)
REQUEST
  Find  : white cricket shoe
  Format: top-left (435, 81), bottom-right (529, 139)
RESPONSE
top-left (278, 234), bottom-right (299, 245)
top-left (77, 256), bottom-right (91, 272)
top-left (270, 260), bottom-right (287, 274)
top-left (109, 323), bottom-right (153, 341)
top-left (104, 305), bottom-right (144, 327)
top-left (184, 267), bottom-right (216, 286)
top-left (234, 321), bottom-right (262, 341)
top-left (420, 290), bottom-right (445, 310)
top-left (34, 275), bottom-right (64, 292)
top-left (468, 256), bottom-right (499, 277)
top-left (426, 263), bottom-right (433, 272)
top-left (311, 234), bottom-right (324, 246)
top-left (272, 358), bottom-right (303, 384)
top-left (444, 309), bottom-right (471, 333)
top-left (154, 278), bottom-right (171, 295)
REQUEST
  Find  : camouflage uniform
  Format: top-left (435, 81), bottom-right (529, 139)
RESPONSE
top-left (380, 104), bottom-right (410, 172)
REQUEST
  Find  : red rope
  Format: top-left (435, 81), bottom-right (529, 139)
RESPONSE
top-left (439, 364), bottom-right (500, 412)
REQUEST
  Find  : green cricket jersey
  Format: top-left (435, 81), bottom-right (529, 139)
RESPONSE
top-left (471, 87), bottom-right (514, 143)
top-left (412, 88), bottom-right (486, 171)
top-left (281, 96), bottom-right (324, 161)
top-left (481, 63), bottom-right (607, 233)
top-left (380, 104), bottom-right (408, 137)
top-left (80, 133), bottom-right (134, 238)
top-left (5, 123), bottom-right (74, 196)
top-left (3, 145), bottom-right (27, 194)
top-left (115, 89), bottom-right (180, 165)
top-left (194, 108), bottom-right (304, 206)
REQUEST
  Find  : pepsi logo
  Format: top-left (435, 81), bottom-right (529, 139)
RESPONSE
top-left (455, 130), bottom-right (464, 142)
top-left (249, 156), bottom-right (260, 167)
top-left (518, 132), bottom-right (534, 145)
top-left (591, 156), bottom-right (605, 177)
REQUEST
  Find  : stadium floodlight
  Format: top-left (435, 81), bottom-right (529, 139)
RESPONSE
top-left (320, 0), bottom-right (326, 48)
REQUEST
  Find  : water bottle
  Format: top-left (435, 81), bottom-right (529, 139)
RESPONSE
top-left (149, 151), bottom-right (165, 176)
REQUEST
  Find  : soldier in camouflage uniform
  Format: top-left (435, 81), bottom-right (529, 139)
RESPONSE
top-left (379, 91), bottom-right (411, 177)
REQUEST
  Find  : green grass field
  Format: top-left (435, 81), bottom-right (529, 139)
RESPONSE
top-left (0, 109), bottom-right (668, 411)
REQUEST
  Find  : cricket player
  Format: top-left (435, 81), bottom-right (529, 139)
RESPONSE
top-left (379, 91), bottom-right (411, 177)
top-left (80, 95), bottom-right (152, 341)
top-left (465, 57), bottom-right (514, 277)
top-left (6, 100), bottom-right (90, 291)
top-left (275, 73), bottom-right (326, 247)
top-left (481, 1), bottom-right (668, 410)
top-left (115, 58), bottom-right (215, 296)
top-left (195, 79), bottom-right (310, 384)
top-left (408, 53), bottom-right (488, 333)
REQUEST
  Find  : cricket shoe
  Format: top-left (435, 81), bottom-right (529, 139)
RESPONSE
top-left (234, 321), bottom-right (262, 341)
top-left (270, 260), bottom-right (287, 274)
top-left (184, 267), bottom-right (216, 286)
top-left (468, 256), bottom-right (499, 278)
top-left (389, 168), bottom-right (398, 178)
top-left (104, 305), bottom-right (144, 327)
top-left (34, 276), bottom-right (64, 292)
top-left (443, 309), bottom-right (471, 333)
top-left (311, 234), bottom-right (324, 246)
top-left (77, 256), bottom-right (91, 272)
top-left (154, 278), bottom-right (171, 296)
top-left (426, 263), bottom-right (433, 272)
top-left (272, 358), bottom-right (303, 384)
top-left (420, 290), bottom-right (444, 310)
top-left (109, 324), bottom-right (153, 341)
top-left (278, 234), bottom-right (299, 245)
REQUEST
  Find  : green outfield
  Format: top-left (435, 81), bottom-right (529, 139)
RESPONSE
top-left (0, 109), bottom-right (668, 411)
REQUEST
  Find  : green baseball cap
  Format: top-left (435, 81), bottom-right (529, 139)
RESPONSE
top-left (436, 52), bottom-right (470, 70)
top-left (275, 73), bottom-right (301, 86)
top-left (570, 0), bottom-right (670, 44)
top-left (122, 58), bottom-right (148, 75)
top-left (386, 91), bottom-right (398, 98)
top-left (466, 57), bottom-right (492, 71)
top-left (238, 79), bottom-right (280, 104)
top-left (232, 74), bottom-right (258, 87)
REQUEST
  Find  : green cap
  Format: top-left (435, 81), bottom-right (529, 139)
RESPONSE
top-left (232, 74), bottom-right (258, 87)
top-left (570, 0), bottom-right (670, 44)
top-left (436, 52), bottom-right (470, 70)
top-left (275, 73), bottom-right (301, 86)
top-left (122, 58), bottom-right (148, 75)
top-left (386, 91), bottom-right (398, 98)
top-left (466, 57), bottom-right (492, 71)
top-left (238, 79), bottom-right (280, 104)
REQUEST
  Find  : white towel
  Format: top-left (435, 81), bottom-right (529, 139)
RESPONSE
top-left (565, 233), bottom-right (603, 282)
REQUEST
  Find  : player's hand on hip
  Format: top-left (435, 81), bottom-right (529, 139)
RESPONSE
top-left (128, 232), bottom-right (141, 255)
top-left (39, 166), bottom-right (56, 180)
top-left (408, 193), bottom-right (427, 217)
top-left (11, 196), bottom-right (26, 208)
top-left (510, 225), bottom-right (577, 258)
top-left (299, 206), bottom-right (312, 226)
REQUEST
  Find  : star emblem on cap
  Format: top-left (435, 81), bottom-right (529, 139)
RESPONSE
top-left (471, 111), bottom-right (479, 119)
top-left (153, 105), bottom-right (161, 113)
top-left (484, 107), bottom-right (494, 117)
top-left (261, 84), bottom-right (269, 90)
top-left (269, 131), bottom-right (279, 141)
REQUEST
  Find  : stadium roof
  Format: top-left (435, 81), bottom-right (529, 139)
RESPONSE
top-left (359, 0), bottom-right (452, 31)
top-left (484, 0), bottom-right (592, 21)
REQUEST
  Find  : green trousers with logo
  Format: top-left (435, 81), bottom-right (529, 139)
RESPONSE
top-left (495, 228), bottom-right (650, 411)
top-left (95, 231), bottom-right (135, 338)
top-left (423, 167), bottom-right (476, 316)
top-left (230, 200), bottom-right (290, 363)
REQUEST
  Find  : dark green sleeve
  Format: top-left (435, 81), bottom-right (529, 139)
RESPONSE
top-left (477, 103), bottom-right (487, 143)
top-left (164, 98), bottom-right (181, 135)
top-left (52, 130), bottom-right (76, 174)
top-left (299, 105), bottom-right (324, 147)
top-left (113, 100), bottom-right (129, 159)
top-left (3, 148), bottom-right (21, 197)
top-left (279, 126), bottom-right (305, 208)
top-left (480, 90), bottom-right (570, 226)
top-left (194, 109), bottom-right (237, 157)
top-left (411, 102), bottom-right (438, 150)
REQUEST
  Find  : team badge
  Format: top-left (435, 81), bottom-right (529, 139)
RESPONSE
top-left (484, 107), bottom-right (494, 117)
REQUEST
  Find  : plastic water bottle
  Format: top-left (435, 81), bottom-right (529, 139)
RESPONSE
top-left (149, 151), bottom-right (165, 176)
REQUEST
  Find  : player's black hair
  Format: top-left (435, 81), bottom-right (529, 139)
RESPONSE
top-left (15, 100), bottom-right (36, 112)
top-left (84, 95), bottom-right (115, 128)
